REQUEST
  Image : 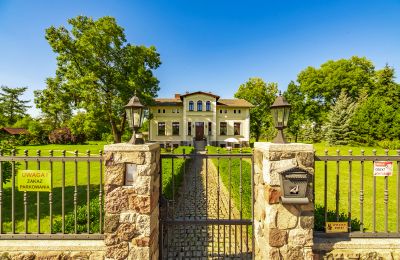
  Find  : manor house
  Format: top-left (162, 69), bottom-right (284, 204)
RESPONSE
top-left (148, 91), bottom-right (253, 147)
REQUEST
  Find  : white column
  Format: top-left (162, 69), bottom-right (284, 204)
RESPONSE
top-left (182, 99), bottom-right (187, 144)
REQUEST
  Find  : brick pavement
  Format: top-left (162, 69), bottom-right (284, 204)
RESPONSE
top-left (162, 152), bottom-right (252, 259)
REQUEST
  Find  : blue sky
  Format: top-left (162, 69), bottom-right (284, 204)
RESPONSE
top-left (0, 0), bottom-right (399, 116)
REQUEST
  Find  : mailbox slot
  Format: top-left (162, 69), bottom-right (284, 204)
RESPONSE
top-left (279, 167), bottom-right (310, 204)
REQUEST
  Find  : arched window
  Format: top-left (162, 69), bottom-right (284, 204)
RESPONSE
top-left (197, 101), bottom-right (203, 111)
top-left (206, 101), bottom-right (211, 111)
top-left (188, 101), bottom-right (194, 111)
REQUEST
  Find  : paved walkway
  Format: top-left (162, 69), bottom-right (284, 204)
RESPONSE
top-left (163, 153), bottom-right (252, 259)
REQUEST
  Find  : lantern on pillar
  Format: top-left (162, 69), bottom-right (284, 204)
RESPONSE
top-left (125, 95), bottom-right (145, 144)
top-left (270, 92), bottom-right (291, 143)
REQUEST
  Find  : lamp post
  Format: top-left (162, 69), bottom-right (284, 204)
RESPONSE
top-left (125, 94), bottom-right (145, 144)
top-left (270, 92), bottom-right (291, 144)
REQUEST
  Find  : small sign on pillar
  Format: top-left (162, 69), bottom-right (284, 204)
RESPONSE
top-left (125, 163), bottom-right (137, 185)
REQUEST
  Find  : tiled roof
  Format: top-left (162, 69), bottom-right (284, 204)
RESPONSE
top-left (152, 95), bottom-right (254, 107)
top-left (1, 127), bottom-right (29, 135)
top-left (217, 99), bottom-right (254, 107)
top-left (153, 98), bottom-right (182, 106)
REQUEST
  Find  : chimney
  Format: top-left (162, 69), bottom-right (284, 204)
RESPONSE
top-left (175, 93), bottom-right (181, 99)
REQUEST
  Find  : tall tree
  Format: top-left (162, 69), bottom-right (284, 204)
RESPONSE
top-left (296, 56), bottom-right (375, 125)
top-left (0, 86), bottom-right (30, 126)
top-left (325, 90), bottom-right (357, 145)
top-left (35, 16), bottom-right (161, 143)
top-left (234, 78), bottom-right (277, 141)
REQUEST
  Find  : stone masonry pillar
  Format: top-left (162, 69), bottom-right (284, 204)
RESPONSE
top-left (253, 142), bottom-right (314, 260)
top-left (103, 143), bottom-right (160, 260)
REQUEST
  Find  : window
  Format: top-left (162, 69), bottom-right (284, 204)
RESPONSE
top-left (206, 101), bottom-right (211, 111)
top-left (208, 122), bottom-right (212, 135)
top-left (177, 109), bottom-right (179, 113)
top-left (234, 110), bottom-right (236, 114)
top-left (224, 110), bottom-right (227, 114)
top-left (163, 109), bottom-right (165, 113)
top-left (188, 122), bottom-right (192, 135)
top-left (220, 122), bottom-right (227, 135)
top-left (220, 109), bottom-right (222, 114)
top-left (189, 101), bottom-right (194, 111)
top-left (172, 122), bottom-right (179, 135)
top-left (234, 122), bottom-right (241, 135)
top-left (158, 122), bottom-right (165, 136)
top-left (197, 101), bottom-right (203, 111)
top-left (238, 110), bottom-right (241, 114)
top-left (158, 109), bottom-right (160, 113)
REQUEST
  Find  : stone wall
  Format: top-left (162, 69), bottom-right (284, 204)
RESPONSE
top-left (104, 143), bottom-right (160, 260)
top-left (0, 240), bottom-right (104, 259)
top-left (314, 236), bottom-right (400, 259)
top-left (253, 142), bottom-right (314, 260)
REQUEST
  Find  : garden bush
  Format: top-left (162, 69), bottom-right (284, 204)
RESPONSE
top-left (0, 139), bottom-right (17, 183)
top-left (52, 197), bottom-right (103, 233)
top-left (377, 140), bottom-right (400, 150)
top-left (314, 204), bottom-right (361, 232)
top-left (48, 127), bottom-right (86, 144)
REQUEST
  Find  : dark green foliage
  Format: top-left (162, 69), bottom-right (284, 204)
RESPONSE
top-left (52, 197), bottom-right (103, 233)
top-left (36, 15), bottom-right (161, 143)
top-left (351, 96), bottom-right (400, 143)
top-left (284, 81), bottom-right (305, 142)
top-left (235, 78), bottom-right (277, 141)
top-left (0, 140), bottom-right (17, 183)
top-left (314, 204), bottom-right (362, 232)
top-left (0, 86), bottom-right (30, 126)
top-left (285, 57), bottom-right (400, 144)
top-left (325, 90), bottom-right (357, 145)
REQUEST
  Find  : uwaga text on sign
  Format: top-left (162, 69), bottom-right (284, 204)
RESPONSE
top-left (17, 170), bottom-right (52, 192)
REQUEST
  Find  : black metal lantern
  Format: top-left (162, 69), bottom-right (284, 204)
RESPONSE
top-left (270, 92), bottom-right (291, 143)
top-left (125, 95), bottom-right (145, 144)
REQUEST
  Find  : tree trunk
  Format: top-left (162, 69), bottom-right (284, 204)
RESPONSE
top-left (110, 119), bottom-right (122, 143)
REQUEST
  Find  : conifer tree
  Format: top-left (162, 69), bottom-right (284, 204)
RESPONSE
top-left (0, 86), bottom-right (30, 126)
top-left (325, 90), bottom-right (357, 145)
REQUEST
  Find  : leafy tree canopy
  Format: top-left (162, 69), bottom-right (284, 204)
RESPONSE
top-left (35, 15), bottom-right (161, 143)
top-left (235, 78), bottom-right (277, 141)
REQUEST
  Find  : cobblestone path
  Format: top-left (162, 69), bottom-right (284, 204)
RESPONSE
top-left (163, 153), bottom-right (252, 259)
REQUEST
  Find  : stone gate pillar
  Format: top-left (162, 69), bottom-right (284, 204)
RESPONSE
top-left (253, 142), bottom-right (314, 260)
top-left (103, 143), bottom-right (160, 260)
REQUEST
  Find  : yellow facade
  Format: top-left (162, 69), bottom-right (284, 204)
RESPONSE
top-left (149, 92), bottom-right (252, 147)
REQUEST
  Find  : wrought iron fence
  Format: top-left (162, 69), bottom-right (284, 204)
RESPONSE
top-left (315, 149), bottom-right (400, 237)
top-left (159, 148), bottom-right (253, 259)
top-left (0, 149), bottom-right (104, 239)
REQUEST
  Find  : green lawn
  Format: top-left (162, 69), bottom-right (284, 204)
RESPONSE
top-left (1, 141), bottom-right (107, 233)
top-left (313, 142), bottom-right (399, 232)
top-left (206, 146), bottom-right (252, 221)
top-left (160, 146), bottom-right (194, 200)
top-left (2, 141), bottom-right (398, 234)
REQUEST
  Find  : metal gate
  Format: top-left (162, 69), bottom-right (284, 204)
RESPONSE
top-left (159, 149), bottom-right (254, 259)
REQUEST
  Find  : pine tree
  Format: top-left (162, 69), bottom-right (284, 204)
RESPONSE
top-left (0, 86), bottom-right (30, 126)
top-left (325, 90), bottom-right (357, 145)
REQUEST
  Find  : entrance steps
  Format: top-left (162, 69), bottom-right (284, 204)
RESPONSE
top-left (194, 140), bottom-right (206, 151)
